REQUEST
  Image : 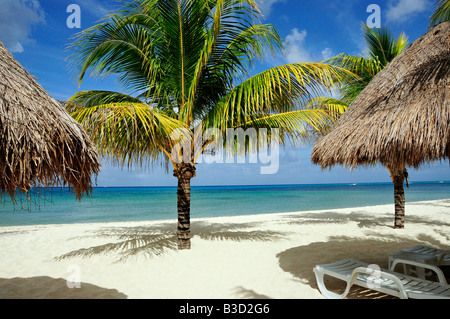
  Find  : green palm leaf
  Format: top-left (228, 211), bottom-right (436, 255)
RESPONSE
top-left (429, 0), bottom-right (450, 28)
top-left (68, 97), bottom-right (187, 167)
top-left (203, 63), bottom-right (354, 131)
top-left (242, 109), bottom-right (333, 144)
top-left (306, 97), bottom-right (348, 122)
top-left (321, 24), bottom-right (408, 108)
top-left (362, 23), bottom-right (408, 67)
top-left (68, 90), bottom-right (144, 108)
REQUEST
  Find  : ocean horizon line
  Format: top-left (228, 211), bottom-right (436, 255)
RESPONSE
top-left (90, 180), bottom-right (450, 189)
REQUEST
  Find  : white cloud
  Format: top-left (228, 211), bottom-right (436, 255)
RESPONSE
top-left (321, 48), bottom-right (334, 60)
top-left (0, 0), bottom-right (45, 53)
top-left (284, 28), bottom-right (334, 63)
top-left (257, 0), bottom-right (286, 17)
top-left (385, 0), bottom-right (430, 23)
top-left (76, 0), bottom-right (115, 18)
top-left (284, 28), bottom-right (312, 63)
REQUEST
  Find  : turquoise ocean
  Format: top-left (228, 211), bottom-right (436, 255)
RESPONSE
top-left (0, 182), bottom-right (449, 227)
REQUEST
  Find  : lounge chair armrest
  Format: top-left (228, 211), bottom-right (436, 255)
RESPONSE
top-left (438, 251), bottom-right (450, 264)
top-left (390, 258), bottom-right (448, 284)
top-left (313, 264), bottom-right (408, 299)
top-left (351, 267), bottom-right (408, 299)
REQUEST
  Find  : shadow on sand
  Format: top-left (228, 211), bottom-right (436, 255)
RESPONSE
top-left (50, 207), bottom-right (448, 299)
top-left (0, 276), bottom-right (127, 299)
top-left (54, 220), bottom-right (286, 262)
top-left (280, 208), bottom-right (450, 229)
top-left (276, 205), bottom-right (449, 299)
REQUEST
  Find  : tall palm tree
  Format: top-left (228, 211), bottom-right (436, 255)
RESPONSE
top-left (309, 23), bottom-right (410, 228)
top-left (66, 0), bottom-right (352, 249)
top-left (429, 0), bottom-right (450, 28)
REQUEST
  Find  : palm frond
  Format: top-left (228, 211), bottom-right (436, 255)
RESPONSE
top-left (429, 0), bottom-right (450, 28)
top-left (203, 63), bottom-right (355, 130)
top-left (243, 109), bottom-right (333, 143)
top-left (188, 22), bottom-right (286, 125)
top-left (68, 16), bottom-right (156, 91)
top-left (362, 23), bottom-right (408, 67)
top-left (182, 0), bottom-right (282, 125)
top-left (206, 1), bottom-right (282, 80)
top-left (325, 53), bottom-right (382, 78)
top-left (68, 90), bottom-right (144, 108)
top-left (67, 100), bottom-right (187, 168)
top-left (306, 97), bottom-right (348, 121)
top-left (324, 54), bottom-right (383, 104)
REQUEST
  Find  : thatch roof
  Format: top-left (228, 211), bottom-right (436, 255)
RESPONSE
top-left (311, 21), bottom-right (450, 170)
top-left (0, 41), bottom-right (100, 200)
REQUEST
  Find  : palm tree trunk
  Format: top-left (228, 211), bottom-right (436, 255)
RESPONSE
top-left (393, 172), bottom-right (405, 229)
top-left (173, 163), bottom-right (196, 250)
top-left (387, 165), bottom-right (407, 229)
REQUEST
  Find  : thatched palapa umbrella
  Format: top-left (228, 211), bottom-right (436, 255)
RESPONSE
top-left (311, 22), bottom-right (450, 228)
top-left (0, 41), bottom-right (100, 201)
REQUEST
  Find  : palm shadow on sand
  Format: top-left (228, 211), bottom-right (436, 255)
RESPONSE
top-left (52, 208), bottom-right (449, 298)
top-left (54, 221), bottom-right (286, 262)
top-left (281, 207), bottom-right (450, 229)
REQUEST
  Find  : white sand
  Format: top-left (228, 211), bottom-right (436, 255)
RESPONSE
top-left (0, 199), bottom-right (448, 299)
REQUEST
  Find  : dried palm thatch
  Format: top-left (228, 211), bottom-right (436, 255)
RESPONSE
top-left (311, 21), bottom-right (450, 170)
top-left (0, 41), bottom-right (100, 201)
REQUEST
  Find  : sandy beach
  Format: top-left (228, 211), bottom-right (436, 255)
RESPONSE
top-left (0, 199), bottom-right (448, 299)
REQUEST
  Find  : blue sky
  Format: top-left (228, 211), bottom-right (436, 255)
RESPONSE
top-left (0, 0), bottom-right (448, 187)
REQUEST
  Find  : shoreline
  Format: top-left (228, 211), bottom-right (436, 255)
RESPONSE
top-left (0, 199), bottom-right (448, 299)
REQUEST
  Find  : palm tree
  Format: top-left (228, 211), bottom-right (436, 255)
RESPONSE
top-left (309, 23), bottom-right (410, 228)
top-left (429, 0), bottom-right (450, 28)
top-left (66, 0), bottom-right (352, 249)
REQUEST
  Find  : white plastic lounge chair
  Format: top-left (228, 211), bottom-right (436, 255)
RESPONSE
top-left (314, 258), bottom-right (450, 299)
top-left (388, 245), bottom-right (450, 280)
top-left (397, 245), bottom-right (450, 265)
